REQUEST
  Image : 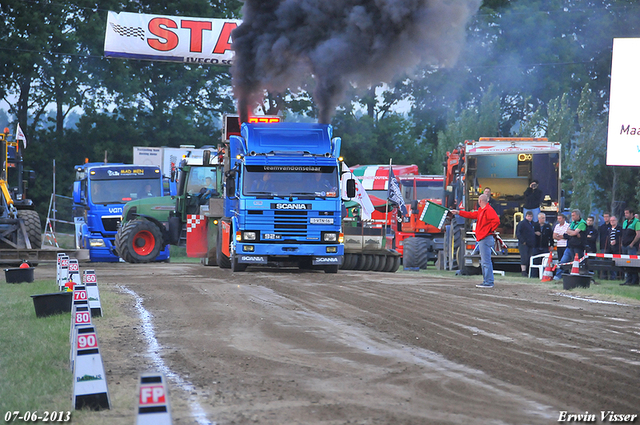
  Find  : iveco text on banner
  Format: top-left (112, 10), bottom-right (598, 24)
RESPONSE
top-left (104, 11), bottom-right (241, 65)
top-left (607, 38), bottom-right (640, 166)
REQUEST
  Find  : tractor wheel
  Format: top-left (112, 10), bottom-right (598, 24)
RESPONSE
top-left (402, 237), bottom-right (429, 270)
top-left (18, 210), bottom-right (42, 249)
top-left (216, 219), bottom-right (231, 269)
top-left (116, 219), bottom-right (163, 263)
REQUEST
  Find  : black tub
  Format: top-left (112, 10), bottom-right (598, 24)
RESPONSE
top-left (31, 292), bottom-right (73, 318)
top-left (562, 274), bottom-right (591, 290)
top-left (4, 267), bottom-right (35, 283)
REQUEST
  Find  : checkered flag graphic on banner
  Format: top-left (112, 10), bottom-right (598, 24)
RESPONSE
top-left (110, 22), bottom-right (145, 40)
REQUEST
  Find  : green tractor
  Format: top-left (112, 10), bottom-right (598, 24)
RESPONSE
top-left (115, 150), bottom-right (224, 264)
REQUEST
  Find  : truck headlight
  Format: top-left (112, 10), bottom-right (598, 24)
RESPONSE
top-left (89, 239), bottom-right (105, 247)
top-left (243, 231), bottom-right (256, 241)
top-left (323, 232), bottom-right (338, 242)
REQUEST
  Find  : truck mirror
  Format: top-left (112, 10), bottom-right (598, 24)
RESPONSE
top-left (72, 181), bottom-right (82, 204)
top-left (203, 150), bottom-right (211, 165)
top-left (346, 179), bottom-right (356, 198)
top-left (411, 199), bottom-right (419, 214)
top-left (226, 176), bottom-right (235, 197)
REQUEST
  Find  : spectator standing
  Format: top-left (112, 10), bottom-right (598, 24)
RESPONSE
top-left (450, 194), bottom-right (501, 288)
top-left (621, 208), bottom-right (640, 286)
top-left (553, 214), bottom-right (569, 262)
top-left (483, 187), bottom-right (498, 208)
top-left (598, 212), bottom-right (611, 251)
top-left (516, 211), bottom-right (536, 277)
top-left (585, 216), bottom-right (598, 253)
top-left (534, 212), bottom-right (554, 255)
top-left (523, 180), bottom-right (543, 222)
top-left (554, 209), bottom-right (587, 280)
top-left (603, 216), bottom-right (622, 280)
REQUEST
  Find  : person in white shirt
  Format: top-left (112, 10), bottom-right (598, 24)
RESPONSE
top-left (553, 214), bottom-right (570, 262)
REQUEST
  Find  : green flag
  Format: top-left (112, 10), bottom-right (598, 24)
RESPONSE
top-left (419, 201), bottom-right (449, 229)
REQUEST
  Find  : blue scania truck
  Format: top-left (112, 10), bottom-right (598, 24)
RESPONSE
top-left (72, 163), bottom-right (170, 262)
top-left (216, 121), bottom-right (355, 272)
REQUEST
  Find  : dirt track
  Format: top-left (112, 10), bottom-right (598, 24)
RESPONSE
top-left (38, 263), bottom-right (640, 424)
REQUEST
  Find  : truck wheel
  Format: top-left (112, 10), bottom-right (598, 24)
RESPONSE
top-left (18, 210), bottom-right (42, 249)
top-left (117, 219), bottom-right (163, 263)
top-left (323, 265), bottom-right (339, 273)
top-left (216, 220), bottom-right (231, 269)
top-left (231, 252), bottom-right (247, 272)
top-left (402, 237), bottom-right (429, 270)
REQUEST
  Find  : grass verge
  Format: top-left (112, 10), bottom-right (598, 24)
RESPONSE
top-left (0, 279), bottom-right (72, 413)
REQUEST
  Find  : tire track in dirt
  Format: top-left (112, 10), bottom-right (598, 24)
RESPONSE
top-left (251, 271), bottom-right (640, 413)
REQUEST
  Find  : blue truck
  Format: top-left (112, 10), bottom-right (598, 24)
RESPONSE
top-left (72, 163), bottom-right (170, 262)
top-left (215, 121), bottom-right (355, 272)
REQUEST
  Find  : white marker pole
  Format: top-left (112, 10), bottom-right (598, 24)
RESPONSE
top-left (82, 270), bottom-right (103, 317)
top-left (136, 373), bottom-right (172, 425)
top-left (59, 256), bottom-right (69, 291)
top-left (72, 325), bottom-right (111, 411)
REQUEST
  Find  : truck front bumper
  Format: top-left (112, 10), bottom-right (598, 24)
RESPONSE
top-left (235, 243), bottom-right (342, 265)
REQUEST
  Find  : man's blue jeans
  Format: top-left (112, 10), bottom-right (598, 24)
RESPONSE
top-left (555, 246), bottom-right (584, 278)
top-left (478, 235), bottom-right (495, 286)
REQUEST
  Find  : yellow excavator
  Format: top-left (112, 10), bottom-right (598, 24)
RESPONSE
top-left (0, 126), bottom-right (41, 253)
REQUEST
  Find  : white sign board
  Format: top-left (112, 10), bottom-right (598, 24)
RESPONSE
top-left (607, 38), bottom-right (640, 166)
top-left (104, 11), bottom-right (241, 65)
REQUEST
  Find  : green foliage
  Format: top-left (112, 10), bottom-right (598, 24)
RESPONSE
top-left (434, 86), bottom-right (501, 170)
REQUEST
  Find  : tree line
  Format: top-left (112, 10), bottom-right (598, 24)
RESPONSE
top-left (1, 0), bottom-right (639, 222)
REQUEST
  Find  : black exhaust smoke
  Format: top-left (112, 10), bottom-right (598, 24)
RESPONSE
top-left (231, 0), bottom-right (481, 124)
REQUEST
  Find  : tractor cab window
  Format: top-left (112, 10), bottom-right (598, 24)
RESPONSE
top-left (186, 167), bottom-right (218, 195)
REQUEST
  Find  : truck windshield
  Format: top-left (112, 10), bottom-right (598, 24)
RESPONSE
top-left (243, 165), bottom-right (339, 198)
top-left (185, 167), bottom-right (218, 195)
top-left (89, 178), bottom-right (161, 204)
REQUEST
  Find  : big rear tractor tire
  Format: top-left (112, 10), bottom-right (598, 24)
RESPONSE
top-left (18, 210), bottom-right (42, 249)
top-left (116, 219), bottom-right (163, 263)
top-left (402, 237), bottom-right (429, 270)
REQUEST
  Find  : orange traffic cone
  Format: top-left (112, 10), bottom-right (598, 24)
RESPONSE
top-left (541, 252), bottom-right (554, 282)
top-left (570, 253), bottom-right (580, 275)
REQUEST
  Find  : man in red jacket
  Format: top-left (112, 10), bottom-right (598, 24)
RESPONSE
top-left (451, 194), bottom-right (501, 288)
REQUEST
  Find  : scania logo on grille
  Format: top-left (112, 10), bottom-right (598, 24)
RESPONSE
top-left (272, 203), bottom-right (311, 210)
top-left (240, 256), bottom-right (267, 263)
top-left (313, 257), bottom-right (340, 265)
